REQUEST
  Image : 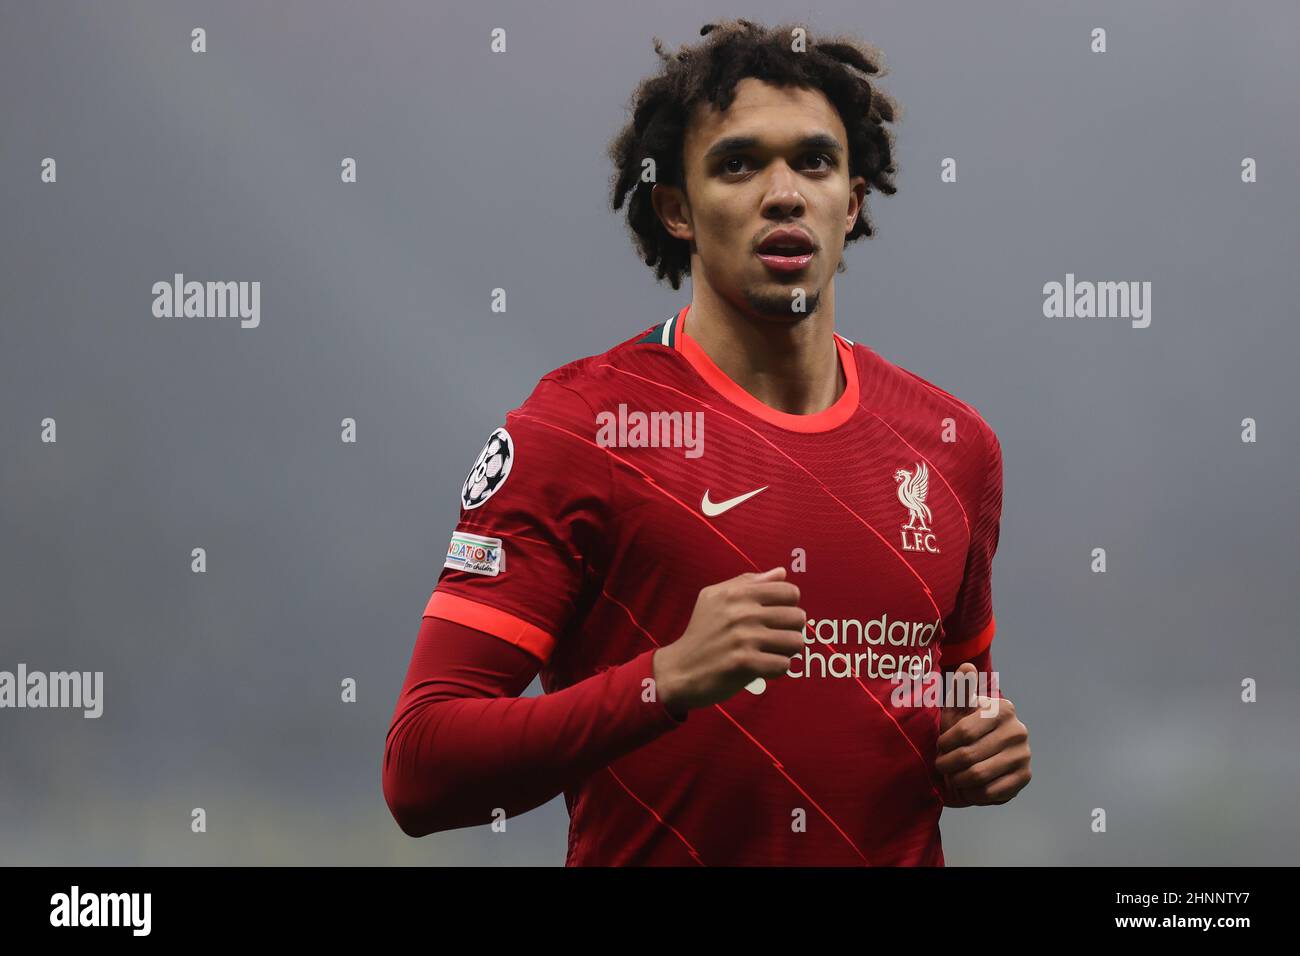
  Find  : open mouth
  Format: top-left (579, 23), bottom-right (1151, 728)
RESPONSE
top-left (756, 230), bottom-right (815, 273)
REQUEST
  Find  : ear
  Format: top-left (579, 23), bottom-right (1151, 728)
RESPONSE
top-left (652, 182), bottom-right (694, 243)
top-left (846, 175), bottom-right (867, 233)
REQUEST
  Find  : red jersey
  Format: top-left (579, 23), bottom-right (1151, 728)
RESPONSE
top-left (385, 303), bottom-right (1003, 865)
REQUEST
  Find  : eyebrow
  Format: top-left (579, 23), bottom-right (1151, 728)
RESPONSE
top-left (702, 132), bottom-right (844, 161)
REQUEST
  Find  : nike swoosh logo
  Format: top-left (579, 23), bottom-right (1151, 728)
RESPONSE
top-left (701, 486), bottom-right (769, 517)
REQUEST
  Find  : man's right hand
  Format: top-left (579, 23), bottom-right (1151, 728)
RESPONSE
top-left (652, 566), bottom-right (806, 717)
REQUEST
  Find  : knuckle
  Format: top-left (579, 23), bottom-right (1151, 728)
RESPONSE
top-left (726, 630), bottom-right (750, 653)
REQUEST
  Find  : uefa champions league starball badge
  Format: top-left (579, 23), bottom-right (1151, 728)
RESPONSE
top-left (461, 426), bottom-right (514, 510)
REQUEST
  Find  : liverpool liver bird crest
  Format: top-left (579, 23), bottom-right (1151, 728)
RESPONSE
top-left (894, 462), bottom-right (933, 531)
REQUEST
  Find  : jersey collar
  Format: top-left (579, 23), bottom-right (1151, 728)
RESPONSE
top-left (671, 304), bottom-right (859, 433)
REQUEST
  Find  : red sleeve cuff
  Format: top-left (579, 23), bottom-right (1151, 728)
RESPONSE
top-left (423, 591), bottom-right (686, 729)
top-left (615, 647), bottom-right (689, 728)
top-left (424, 589), bottom-right (556, 664)
top-left (940, 613), bottom-right (996, 667)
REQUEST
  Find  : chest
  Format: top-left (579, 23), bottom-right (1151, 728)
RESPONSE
top-left (603, 422), bottom-right (977, 629)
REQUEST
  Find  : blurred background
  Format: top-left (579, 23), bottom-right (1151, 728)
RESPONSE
top-left (1, 0), bottom-right (1297, 865)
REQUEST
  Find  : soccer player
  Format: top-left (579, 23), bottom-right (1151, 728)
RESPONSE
top-left (383, 19), bottom-right (1031, 865)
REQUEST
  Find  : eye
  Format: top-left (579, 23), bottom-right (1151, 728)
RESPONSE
top-left (720, 153), bottom-right (835, 176)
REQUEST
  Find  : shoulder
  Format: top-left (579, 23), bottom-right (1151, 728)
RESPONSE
top-left (852, 340), bottom-right (1001, 462)
top-left (509, 321), bottom-right (678, 425)
top-left (466, 323), bottom-right (669, 493)
top-left (461, 324), bottom-right (678, 515)
top-left (458, 339), bottom-right (642, 514)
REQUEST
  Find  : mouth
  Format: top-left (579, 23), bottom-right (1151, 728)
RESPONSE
top-left (755, 229), bottom-right (816, 274)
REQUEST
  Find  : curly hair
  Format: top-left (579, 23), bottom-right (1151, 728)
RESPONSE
top-left (607, 19), bottom-right (902, 290)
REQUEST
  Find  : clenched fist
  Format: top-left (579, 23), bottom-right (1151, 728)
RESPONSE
top-left (935, 662), bottom-right (1032, 806)
top-left (652, 566), bottom-right (806, 717)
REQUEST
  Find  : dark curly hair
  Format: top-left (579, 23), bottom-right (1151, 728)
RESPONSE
top-left (607, 19), bottom-right (901, 290)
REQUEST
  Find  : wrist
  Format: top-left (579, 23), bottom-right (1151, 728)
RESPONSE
top-left (652, 648), bottom-right (688, 718)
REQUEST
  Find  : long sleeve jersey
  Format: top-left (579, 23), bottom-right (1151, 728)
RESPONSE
top-left (384, 304), bottom-right (1005, 865)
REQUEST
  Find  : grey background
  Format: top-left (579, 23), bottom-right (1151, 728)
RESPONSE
top-left (2, 0), bottom-right (1297, 865)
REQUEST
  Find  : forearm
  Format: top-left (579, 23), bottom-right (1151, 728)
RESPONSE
top-left (383, 617), bottom-right (685, 837)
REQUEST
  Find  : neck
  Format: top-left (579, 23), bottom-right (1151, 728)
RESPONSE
top-left (685, 281), bottom-right (843, 416)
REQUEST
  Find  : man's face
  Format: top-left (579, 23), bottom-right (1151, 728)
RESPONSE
top-left (655, 77), bottom-right (866, 320)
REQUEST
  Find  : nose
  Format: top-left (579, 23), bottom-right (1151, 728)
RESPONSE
top-left (761, 160), bottom-right (806, 218)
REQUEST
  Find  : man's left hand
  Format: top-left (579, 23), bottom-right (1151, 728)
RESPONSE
top-left (935, 662), bottom-right (1032, 807)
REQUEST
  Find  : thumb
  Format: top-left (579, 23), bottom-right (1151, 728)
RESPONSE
top-left (749, 566), bottom-right (786, 581)
top-left (940, 662), bottom-right (979, 733)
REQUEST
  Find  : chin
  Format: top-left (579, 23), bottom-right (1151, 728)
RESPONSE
top-left (743, 295), bottom-right (820, 320)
